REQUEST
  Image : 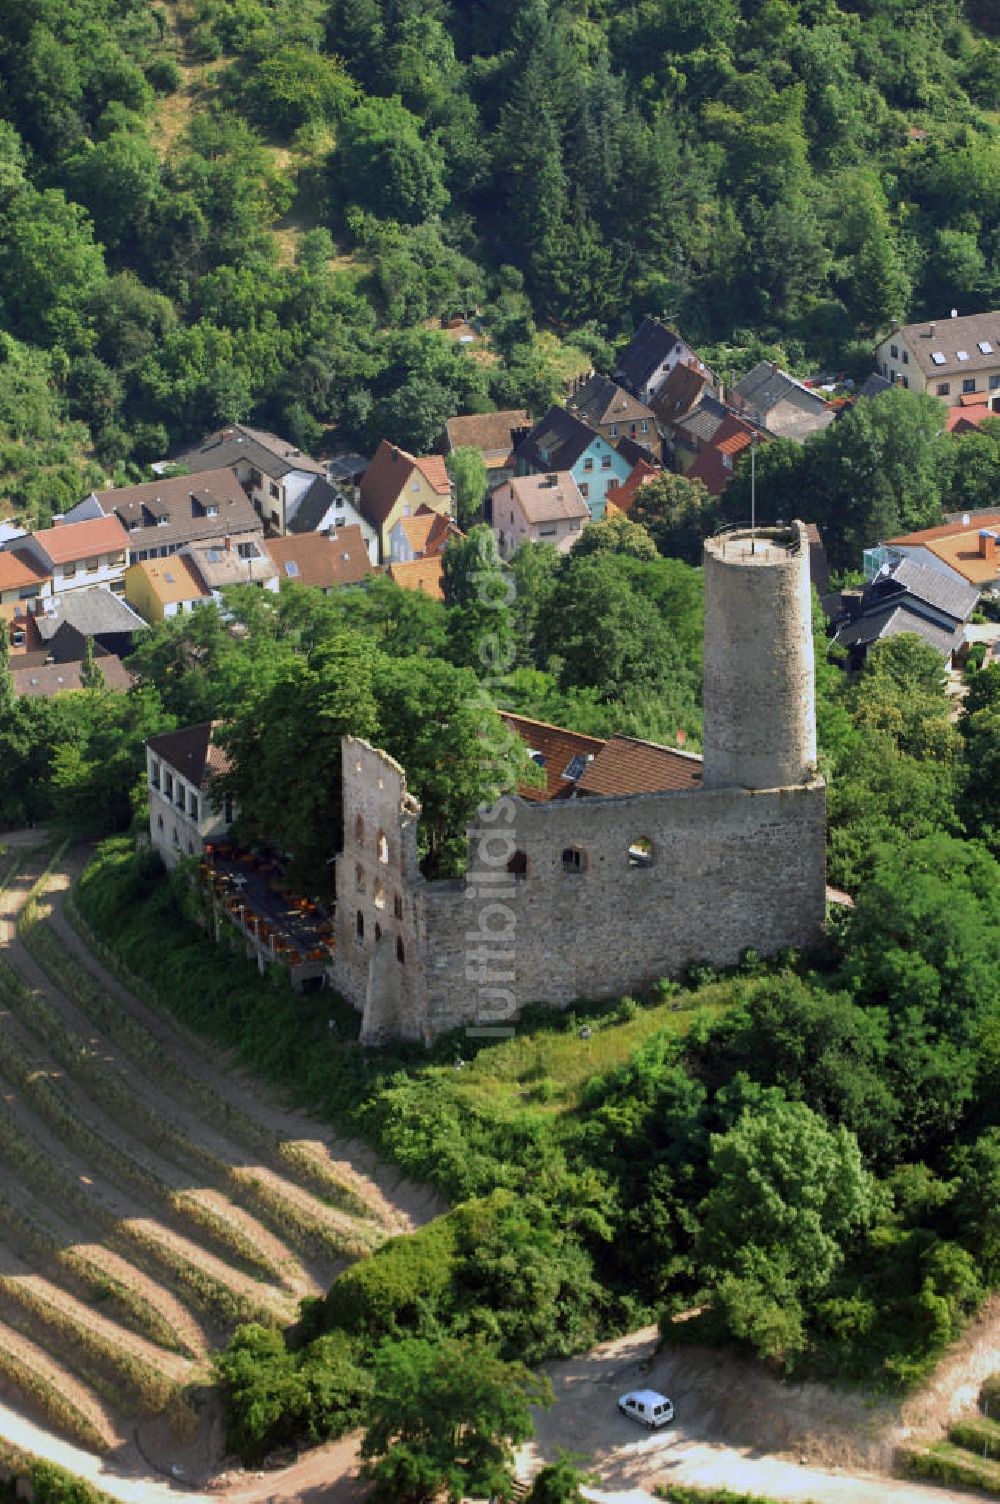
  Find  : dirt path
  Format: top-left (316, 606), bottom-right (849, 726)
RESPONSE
top-left (524, 1326), bottom-right (995, 1504)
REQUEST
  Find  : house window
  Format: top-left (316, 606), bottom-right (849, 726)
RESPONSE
top-left (990, 375), bottom-right (1000, 390)
top-left (172, 826), bottom-right (180, 848)
top-left (355, 814), bottom-right (364, 846)
top-left (206, 504), bottom-right (218, 517)
top-left (250, 468), bottom-right (263, 489)
top-left (963, 377), bottom-right (977, 393)
top-left (157, 814), bottom-right (164, 831)
top-left (110, 551), bottom-right (126, 566)
top-left (63, 562), bottom-right (77, 578)
top-left (86, 557), bottom-right (100, 572)
top-left (561, 846), bottom-right (586, 874)
top-left (628, 837), bottom-right (654, 868)
top-left (410, 479), bottom-right (420, 491)
top-left (356, 864), bottom-right (366, 894)
top-left (902, 351), bottom-right (908, 364)
top-left (902, 376), bottom-right (909, 388)
top-left (150, 760), bottom-right (160, 790)
top-left (539, 526), bottom-right (557, 537)
top-left (376, 830), bottom-right (389, 864)
top-left (890, 344), bottom-right (899, 358)
top-left (583, 457), bottom-right (594, 472)
top-left (374, 921), bottom-right (382, 942)
top-left (937, 383), bottom-right (951, 396)
top-left (269, 482), bottom-right (279, 499)
top-left (601, 456), bottom-right (611, 470)
top-left (609, 424), bottom-right (618, 437)
top-left (641, 419), bottom-right (649, 432)
top-left (334, 517), bottom-right (345, 527)
top-left (396, 936), bottom-right (405, 965)
top-left (163, 772), bottom-right (173, 799)
top-left (356, 911), bottom-right (364, 941)
top-left (373, 879), bottom-right (386, 911)
top-left (507, 850), bottom-right (528, 878)
top-left (394, 893), bottom-right (403, 919)
top-left (579, 482), bottom-right (589, 498)
top-left (156, 515), bottom-right (169, 527)
top-left (189, 792), bottom-right (199, 820)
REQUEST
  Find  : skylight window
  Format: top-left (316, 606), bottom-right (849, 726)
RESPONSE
top-left (562, 754), bottom-right (589, 781)
top-left (164, 572), bottom-right (174, 583)
top-left (931, 352), bottom-right (946, 365)
top-left (284, 560), bottom-right (299, 577)
top-left (957, 350), bottom-right (969, 361)
top-left (979, 341), bottom-right (993, 355)
top-left (207, 549), bottom-right (222, 564)
top-left (529, 749), bottom-right (547, 767)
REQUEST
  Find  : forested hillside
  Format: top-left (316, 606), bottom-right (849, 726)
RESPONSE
top-left (1, 0), bottom-right (999, 524)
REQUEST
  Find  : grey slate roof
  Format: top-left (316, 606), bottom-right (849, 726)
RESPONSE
top-left (858, 372), bottom-right (893, 399)
top-left (732, 363), bottom-right (829, 417)
top-left (511, 406), bottom-right (604, 473)
top-left (566, 374), bottom-right (654, 429)
top-left (835, 605), bottom-right (960, 658)
top-left (287, 476), bottom-right (341, 534)
top-left (676, 394), bottom-right (729, 445)
top-left (615, 318), bottom-right (685, 393)
top-left (34, 588), bottom-right (146, 641)
top-left (893, 311), bottom-right (1000, 380)
top-left (171, 424), bottom-right (325, 481)
top-left (869, 557), bottom-right (979, 622)
top-left (94, 470), bottom-right (260, 556)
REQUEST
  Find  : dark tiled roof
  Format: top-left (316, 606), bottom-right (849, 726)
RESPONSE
top-left (12, 655), bottom-right (132, 697)
top-left (511, 407), bottom-right (604, 473)
top-left (615, 318), bottom-right (684, 392)
top-left (566, 375), bottom-right (654, 430)
top-left (858, 372), bottom-right (893, 399)
top-left (501, 714), bottom-right (606, 801)
top-left (868, 557), bottom-right (979, 621)
top-left (34, 588), bottom-right (145, 641)
top-left (171, 425), bottom-right (325, 480)
top-left (732, 363), bottom-right (828, 417)
top-left (287, 476), bottom-right (341, 534)
top-left (147, 722), bottom-right (231, 787)
top-left (834, 605), bottom-right (960, 657)
top-left (650, 362), bottom-right (708, 424)
top-left (576, 735), bottom-right (702, 796)
top-left (94, 470), bottom-right (259, 554)
top-left (676, 395), bottom-right (730, 446)
top-left (893, 312), bottom-right (1000, 380)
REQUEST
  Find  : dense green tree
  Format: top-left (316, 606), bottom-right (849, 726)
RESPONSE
top-left (333, 97), bottom-right (449, 225)
top-left (445, 446), bottom-right (488, 528)
top-left (629, 471), bottom-right (722, 564)
top-left (569, 512), bottom-right (657, 562)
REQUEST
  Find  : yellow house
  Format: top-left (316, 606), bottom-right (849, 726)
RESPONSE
top-left (358, 440), bottom-right (453, 563)
top-left (124, 555), bottom-right (208, 624)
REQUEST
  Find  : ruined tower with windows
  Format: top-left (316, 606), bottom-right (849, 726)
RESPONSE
top-left (333, 522), bottom-right (826, 1044)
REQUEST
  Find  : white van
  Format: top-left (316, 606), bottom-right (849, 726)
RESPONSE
top-left (618, 1389), bottom-right (674, 1427)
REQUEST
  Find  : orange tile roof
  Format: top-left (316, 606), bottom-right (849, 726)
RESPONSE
top-left (387, 557), bottom-right (445, 601)
top-left (267, 528), bottom-right (373, 589)
top-left (605, 458), bottom-right (658, 516)
top-left (884, 511), bottom-right (1000, 547)
top-left (397, 508), bottom-right (462, 557)
top-left (501, 713), bottom-right (607, 801)
top-left (924, 531), bottom-right (1000, 586)
top-left (945, 405), bottom-right (995, 433)
top-left (716, 431), bottom-right (753, 456)
top-left (0, 548), bottom-right (49, 593)
top-left (445, 410), bottom-right (530, 456)
top-left (31, 515), bottom-right (129, 565)
top-left (576, 735), bottom-right (702, 796)
top-left (413, 454), bottom-right (451, 495)
top-left (128, 554), bottom-right (206, 605)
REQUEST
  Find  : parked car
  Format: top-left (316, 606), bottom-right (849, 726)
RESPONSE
top-left (618, 1389), bottom-right (674, 1427)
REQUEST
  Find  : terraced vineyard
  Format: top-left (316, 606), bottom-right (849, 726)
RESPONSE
top-left (0, 839), bottom-right (433, 1470)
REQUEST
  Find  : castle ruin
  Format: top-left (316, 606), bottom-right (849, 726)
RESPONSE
top-left (333, 522), bottom-right (827, 1044)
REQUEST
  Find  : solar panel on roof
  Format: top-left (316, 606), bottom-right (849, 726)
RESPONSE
top-left (562, 754), bottom-right (590, 781)
top-left (957, 350), bottom-right (969, 361)
top-left (931, 352), bottom-right (946, 365)
top-left (979, 341), bottom-right (993, 355)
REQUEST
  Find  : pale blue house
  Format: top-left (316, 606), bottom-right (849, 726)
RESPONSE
top-left (510, 406), bottom-right (632, 522)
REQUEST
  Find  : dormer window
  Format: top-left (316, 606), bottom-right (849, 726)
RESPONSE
top-left (157, 515), bottom-right (169, 527)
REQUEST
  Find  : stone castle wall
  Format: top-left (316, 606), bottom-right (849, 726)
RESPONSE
top-left (333, 521), bottom-right (828, 1045)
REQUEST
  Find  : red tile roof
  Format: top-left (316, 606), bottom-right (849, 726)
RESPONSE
top-left (501, 714), bottom-right (606, 800)
top-left (266, 527), bottom-right (372, 589)
top-left (387, 557), bottom-right (445, 600)
top-left (0, 548), bottom-right (49, 594)
top-left (576, 735), bottom-right (702, 796)
top-left (30, 515), bottom-right (129, 565)
top-left (397, 508), bottom-right (462, 557)
top-left (606, 458), bottom-right (658, 516)
top-left (413, 454), bottom-right (451, 495)
top-left (945, 404), bottom-right (995, 433)
top-left (147, 722), bottom-right (231, 787)
top-left (884, 511), bottom-right (1000, 547)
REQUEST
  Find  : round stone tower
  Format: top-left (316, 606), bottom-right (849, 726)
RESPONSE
top-left (702, 521), bottom-right (816, 791)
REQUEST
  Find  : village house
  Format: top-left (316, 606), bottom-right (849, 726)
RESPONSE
top-left (1, 591), bottom-right (135, 693)
top-left (865, 512), bottom-right (1000, 600)
top-left (0, 547), bottom-right (50, 605)
top-left (281, 475), bottom-right (379, 564)
top-left (686, 413), bottom-right (760, 496)
top-left (65, 470), bottom-right (260, 565)
top-left (605, 458), bottom-right (660, 517)
top-left (491, 472), bottom-right (589, 557)
top-left (146, 722), bottom-right (235, 868)
top-left (15, 516), bottom-right (130, 596)
top-left (124, 554), bottom-right (210, 623)
top-left (181, 535), bottom-right (278, 603)
top-left (358, 440), bottom-right (454, 563)
top-left (386, 557), bottom-right (446, 601)
top-left (730, 363), bottom-right (834, 441)
top-left (11, 655), bottom-right (132, 698)
top-left (615, 317), bottom-right (715, 403)
top-left (566, 374), bottom-right (660, 460)
top-left (265, 527), bottom-right (374, 592)
top-left (874, 311), bottom-right (1000, 403)
top-left (166, 424), bottom-right (327, 535)
top-left (387, 507), bottom-right (462, 564)
top-left (31, 588), bottom-right (146, 660)
top-left (444, 410), bottom-right (530, 488)
top-left (510, 407), bottom-right (631, 522)
top-left (832, 556), bottom-right (979, 670)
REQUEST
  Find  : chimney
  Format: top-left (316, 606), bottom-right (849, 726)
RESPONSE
top-left (51, 515), bottom-right (64, 527)
top-left (929, 322), bottom-right (936, 339)
top-left (771, 362), bottom-right (779, 374)
top-left (676, 729), bottom-right (687, 747)
top-left (224, 535), bottom-right (232, 551)
top-left (979, 530), bottom-right (996, 560)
